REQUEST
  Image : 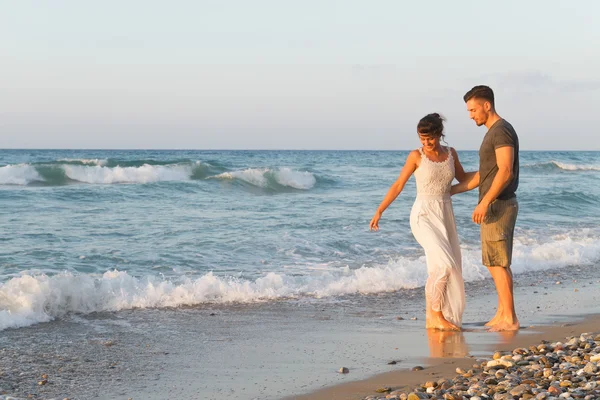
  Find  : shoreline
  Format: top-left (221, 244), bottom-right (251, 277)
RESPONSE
top-left (289, 313), bottom-right (600, 400)
top-left (0, 266), bottom-right (599, 400)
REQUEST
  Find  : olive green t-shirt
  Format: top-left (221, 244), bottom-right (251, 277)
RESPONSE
top-left (478, 119), bottom-right (519, 203)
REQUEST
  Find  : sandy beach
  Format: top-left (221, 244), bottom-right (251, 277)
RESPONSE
top-left (290, 267), bottom-right (600, 400)
top-left (0, 264), bottom-right (599, 400)
top-left (291, 315), bottom-right (600, 400)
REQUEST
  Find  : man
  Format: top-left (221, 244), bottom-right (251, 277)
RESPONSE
top-left (452, 85), bottom-right (520, 332)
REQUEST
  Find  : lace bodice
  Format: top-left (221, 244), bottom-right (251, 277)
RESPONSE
top-left (414, 147), bottom-right (455, 196)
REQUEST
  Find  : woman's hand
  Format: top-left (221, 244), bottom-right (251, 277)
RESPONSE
top-left (369, 212), bottom-right (382, 231)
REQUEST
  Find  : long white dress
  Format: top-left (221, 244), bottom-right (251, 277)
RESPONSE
top-left (409, 147), bottom-right (465, 327)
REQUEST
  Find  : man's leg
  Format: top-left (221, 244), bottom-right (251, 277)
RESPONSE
top-left (486, 266), bottom-right (519, 331)
top-left (481, 198), bottom-right (519, 330)
top-left (485, 299), bottom-right (503, 326)
top-left (485, 266), bottom-right (510, 326)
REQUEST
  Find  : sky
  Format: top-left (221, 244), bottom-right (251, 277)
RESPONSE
top-left (1, 0), bottom-right (599, 150)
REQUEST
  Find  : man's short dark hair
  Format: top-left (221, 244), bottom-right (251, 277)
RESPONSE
top-left (463, 85), bottom-right (495, 108)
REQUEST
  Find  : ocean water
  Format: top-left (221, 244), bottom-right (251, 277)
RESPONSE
top-left (1, 149), bottom-right (600, 332)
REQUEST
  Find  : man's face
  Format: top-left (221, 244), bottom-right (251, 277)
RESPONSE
top-left (466, 98), bottom-right (490, 127)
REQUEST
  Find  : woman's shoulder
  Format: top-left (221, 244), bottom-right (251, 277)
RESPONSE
top-left (408, 149), bottom-right (422, 159)
top-left (404, 149), bottom-right (422, 167)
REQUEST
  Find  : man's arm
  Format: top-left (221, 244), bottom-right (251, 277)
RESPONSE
top-left (471, 146), bottom-right (514, 224)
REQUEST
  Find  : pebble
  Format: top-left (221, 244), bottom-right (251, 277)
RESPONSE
top-left (362, 332), bottom-right (600, 400)
top-left (339, 367), bottom-right (349, 374)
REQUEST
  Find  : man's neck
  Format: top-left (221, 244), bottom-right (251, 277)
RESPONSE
top-left (485, 113), bottom-right (502, 129)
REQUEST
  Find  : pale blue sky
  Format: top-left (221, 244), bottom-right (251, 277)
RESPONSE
top-left (1, 1), bottom-right (599, 150)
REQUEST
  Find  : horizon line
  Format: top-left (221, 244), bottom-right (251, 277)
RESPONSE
top-left (0, 148), bottom-right (594, 152)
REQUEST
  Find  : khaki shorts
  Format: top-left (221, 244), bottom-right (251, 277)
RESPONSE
top-left (480, 197), bottom-right (518, 267)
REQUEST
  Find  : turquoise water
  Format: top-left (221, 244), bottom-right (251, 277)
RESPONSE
top-left (1, 150), bottom-right (600, 330)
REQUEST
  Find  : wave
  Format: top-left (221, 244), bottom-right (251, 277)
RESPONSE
top-left (523, 161), bottom-right (600, 171)
top-left (544, 190), bottom-right (600, 209)
top-left (0, 164), bottom-right (44, 185)
top-left (0, 162), bottom-right (316, 189)
top-left (62, 164), bottom-right (194, 184)
top-left (56, 158), bottom-right (108, 166)
top-left (52, 158), bottom-right (231, 169)
top-left (211, 168), bottom-right (316, 190)
top-left (2, 229), bottom-right (599, 331)
top-left (0, 163), bottom-right (201, 185)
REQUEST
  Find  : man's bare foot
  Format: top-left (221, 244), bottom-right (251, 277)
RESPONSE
top-left (487, 320), bottom-right (520, 332)
top-left (484, 313), bottom-right (502, 327)
top-left (485, 308), bottom-right (503, 327)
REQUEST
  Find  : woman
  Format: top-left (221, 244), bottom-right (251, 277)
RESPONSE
top-left (369, 113), bottom-right (467, 330)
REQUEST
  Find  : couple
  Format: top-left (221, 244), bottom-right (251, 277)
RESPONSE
top-left (370, 85), bottom-right (520, 332)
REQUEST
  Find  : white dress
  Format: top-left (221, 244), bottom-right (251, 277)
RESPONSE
top-left (409, 147), bottom-right (465, 327)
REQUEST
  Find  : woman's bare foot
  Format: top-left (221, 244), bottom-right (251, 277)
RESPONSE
top-left (427, 319), bottom-right (460, 331)
top-left (426, 311), bottom-right (460, 331)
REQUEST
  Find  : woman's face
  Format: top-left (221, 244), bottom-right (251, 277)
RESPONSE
top-left (418, 133), bottom-right (440, 151)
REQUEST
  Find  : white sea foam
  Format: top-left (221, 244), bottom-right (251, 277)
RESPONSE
top-left (523, 161), bottom-right (600, 171)
top-left (57, 158), bottom-right (108, 166)
top-left (273, 167), bottom-right (316, 189)
top-left (552, 161), bottom-right (600, 171)
top-left (213, 168), bottom-right (316, 189)
top-left (62, 164), bottom-right (193, 184)
top-left (0, 164), bottom-right (42, 185)
top-left (215, 169), bottom-right (269, 187)
top-left (2, 230), bottom-right (599, 331)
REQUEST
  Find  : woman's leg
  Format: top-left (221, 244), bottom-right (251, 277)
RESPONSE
top-left (425, 272), bottom-right (459, 331)
top-left (411, 201), bottom-right (462, 330)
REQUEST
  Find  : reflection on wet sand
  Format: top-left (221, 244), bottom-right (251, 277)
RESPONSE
top-left (427, 329), bottom-right (469, 358)
top-left (494, 329), bottom-right (518, 344)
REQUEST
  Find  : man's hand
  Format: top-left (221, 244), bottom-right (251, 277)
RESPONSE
top-left (473, 146), bottom-right (513, 224)
top-left (472, 201), bottom-right (490, 224)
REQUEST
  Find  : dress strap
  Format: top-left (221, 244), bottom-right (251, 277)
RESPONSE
top-left (446, 147), bottom-right (454, 163)
top-left (418, 147), bottom-right (425, 156)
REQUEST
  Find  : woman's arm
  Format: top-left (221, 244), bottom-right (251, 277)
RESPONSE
top-left (370, 150), bottom-right (419, 231)
top-left (451, 172), bottom-right (479, 195)
top-left (450, 148), bottom-right (479, 195)
top-left (451, 147), bottom-right (468, 183)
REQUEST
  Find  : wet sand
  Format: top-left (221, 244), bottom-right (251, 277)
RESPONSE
top-left (289, 314), bottom-right (600, 400)
top-left (0, 266), bottom-right (599, 399)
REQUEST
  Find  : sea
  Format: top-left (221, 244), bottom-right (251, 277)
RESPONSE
top-left (1, 149), bottom-right (600, 332)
